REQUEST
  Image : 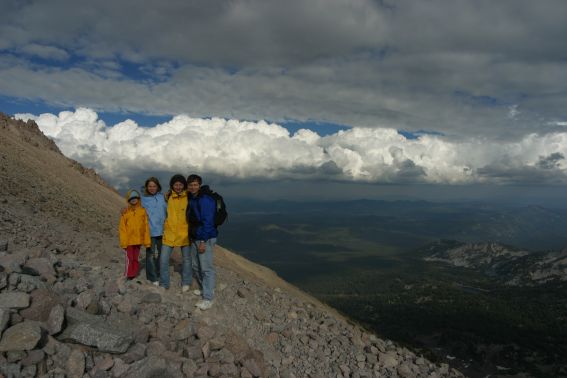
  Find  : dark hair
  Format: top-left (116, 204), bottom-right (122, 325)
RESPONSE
top-left (187, 174), bottom-right (202, 185)
top-left (144, 177), bottom-right (162, 195)
top-left (169, 174), bottom-right (187, 189)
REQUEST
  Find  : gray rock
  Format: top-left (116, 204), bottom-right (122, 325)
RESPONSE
top-left (0, 321), bottom-right (42, 351)
top-left (0, 292), bottom-right (30, 309)
top-left (242, 351), bottom-right (265, 378)
top-left (0, 308), bottom-right (10, 336)
top-left (21, 349), bottom-right (45, 366)
top-left (17, 274), bottom-right (47, 292)
top-left (111, 358), bottom-right (129, 377)
top-left (146, 340), bottom-right (166, 356)
top-left (24, 258), bottom-right (56, 278)
top-left (0, 254), bottom-right (24, 273)
top-left (196, 325), bottom-right (215, 341)
top-left (66, 349), bottom-right (85, 378)
top-left (94, 355), bottom-right (114, 371)
top-left (141, 293), bottom-right (161, 304)
top-left (20, 288), bottom-right (60, 321)
top-left (173, 319), bottom-right (193, 340)
top-left (47, 304), bottom-right (65, 335)
top-left (123, 356), bottom-right (184, 378)
top-left (0, 362), bottom-right (21, 378)
top-left (6, 350), bottom-right (26, 362)
top-left (379, 351), bottom-right (399, 369)
top-left (0, 271), bottom-right (7, 289)
top-left (0, 240), bottom-right (7, 252)
top-left (58, 308), bottom-right (134, 353)
top-left (21, 364), bottom-right (36, 378)
top-left (122, 343), bottom-right (147, 363)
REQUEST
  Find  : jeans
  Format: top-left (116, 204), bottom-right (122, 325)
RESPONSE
top-left (159, 244), bottom-right (191, 289)
top-left (145, 236), bottom-right (162, 282)
top-left (190, 238), bottom-right (216, 300)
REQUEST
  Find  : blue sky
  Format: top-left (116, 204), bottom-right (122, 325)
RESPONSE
top-left (2, 0), bottom-right (567, 203)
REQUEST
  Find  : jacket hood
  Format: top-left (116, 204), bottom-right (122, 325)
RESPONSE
top-left (125, 189), bottom-right (141, 204)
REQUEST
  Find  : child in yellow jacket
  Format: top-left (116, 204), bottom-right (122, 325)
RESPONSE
top-left (119, 190), bottom-right (151, 279)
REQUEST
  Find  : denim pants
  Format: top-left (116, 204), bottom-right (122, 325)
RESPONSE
top-left (145, 236), bottom-right (162, 282)
top-left (190, 238), bottom-right (216, 300)
top-left (159, 244), bottom-right (191, 289)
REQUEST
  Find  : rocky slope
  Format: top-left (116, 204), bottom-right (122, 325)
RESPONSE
top-left (423, 240), bottom-right (567, 286)
top-left (0, 113), bottom-right (463, 377)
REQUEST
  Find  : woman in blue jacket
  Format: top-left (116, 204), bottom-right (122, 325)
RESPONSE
top-left (140, 177), bottom-right (167, 285)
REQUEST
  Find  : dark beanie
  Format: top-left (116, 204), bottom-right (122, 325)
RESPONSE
top-left (169, 174), bottom-right (187, 189)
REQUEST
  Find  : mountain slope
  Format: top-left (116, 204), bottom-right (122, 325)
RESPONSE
top-left (0, 113), bottom-right (462, 377)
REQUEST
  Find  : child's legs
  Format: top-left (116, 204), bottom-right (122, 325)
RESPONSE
top-left (190, 242), bottom-right (202, 288)
top-left (198, 238), bottom-right (216, 300)
top-left (125, 245), bottom-right (141, 278)
top-left (159, 244), bottom-right (173, 288)
top-left (145, 236), bottom-right (162, 282)
top-left (181, 245), bottom-right (192, 286)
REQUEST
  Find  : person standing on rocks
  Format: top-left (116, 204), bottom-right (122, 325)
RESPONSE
top-left (140, 177), bottom-right (167, 286)
top-left (159, 174), bottom-right (192, 291)
top-left (187, 174), bottom-right (218, 310)
top-left (119, 189), bottom-right (151, 279)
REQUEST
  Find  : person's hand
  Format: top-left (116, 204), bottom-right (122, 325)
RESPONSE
top-left (198, 241), bottom-right (206, 254)
top-left (120, 207), bottom-right (127, 215)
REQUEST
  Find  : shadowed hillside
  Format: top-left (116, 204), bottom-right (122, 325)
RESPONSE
top-left (0, 113), bottom-right (462, 377)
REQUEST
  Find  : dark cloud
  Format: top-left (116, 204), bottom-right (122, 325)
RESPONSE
top-left (1, 0), bottom-right (567, 139)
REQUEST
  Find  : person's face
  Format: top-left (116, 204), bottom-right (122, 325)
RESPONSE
top-left (188, 181), bottom-right (200, 195)
top-left (129, 198), bottom-right (139, 205)
top-left (147, 181), bottom-right (158, 195)
top-left (172, 181), bottom-right (185, 194)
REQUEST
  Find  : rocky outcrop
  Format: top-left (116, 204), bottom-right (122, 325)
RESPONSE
top-left (423, 240), bottom-right (567, 285)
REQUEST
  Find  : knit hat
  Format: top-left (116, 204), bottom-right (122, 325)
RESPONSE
top-left (169, 174), bottom-right (187, 189)
top-left (126, 189), bottom-right (140, 201)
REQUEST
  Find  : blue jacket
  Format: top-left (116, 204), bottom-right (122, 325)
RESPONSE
top-left (141, 191), bottom-right (167, 237)
top-left (188, 191), bottom-right (218, 241)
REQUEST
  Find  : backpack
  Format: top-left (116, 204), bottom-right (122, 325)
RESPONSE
top-left (208, 190), bottom-right (228, 227)
top-left (189, 186), bottom-right (228, 228)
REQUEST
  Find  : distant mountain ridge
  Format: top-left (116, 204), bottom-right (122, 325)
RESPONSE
top-left (422, 240), bottom-right (567, 286)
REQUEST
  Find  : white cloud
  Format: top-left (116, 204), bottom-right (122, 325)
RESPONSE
top-left (15, 108), bottom-right (567, 187)
top-left (19, 43), bottom-right (69, 61)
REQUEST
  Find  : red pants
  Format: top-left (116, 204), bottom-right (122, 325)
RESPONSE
top-left (124, 245), bottom-right (141, 278)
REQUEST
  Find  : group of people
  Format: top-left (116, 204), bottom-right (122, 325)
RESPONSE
top-left (118, 174), bottom-right (218, 310)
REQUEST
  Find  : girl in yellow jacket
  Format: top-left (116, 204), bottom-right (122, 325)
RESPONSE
top-left (159, 174), bottom-right (193, 290)
top-left (119, 190), bottom-right (151, 279)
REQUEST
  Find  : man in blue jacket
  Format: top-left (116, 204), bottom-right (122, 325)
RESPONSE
top-left (187, 174), bottom-right (218, 310)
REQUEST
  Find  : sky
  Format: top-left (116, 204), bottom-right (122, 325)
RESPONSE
top-left (2, 0), bottom-right (567, 204)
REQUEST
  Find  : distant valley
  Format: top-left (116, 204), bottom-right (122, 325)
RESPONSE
top-left (221, 199), bottom-right (567, 377)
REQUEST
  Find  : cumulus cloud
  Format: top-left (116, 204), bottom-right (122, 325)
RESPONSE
top-left (15, 108), bottom-right (567, 188)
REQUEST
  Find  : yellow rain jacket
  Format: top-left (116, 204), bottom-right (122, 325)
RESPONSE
top-left (119, 192), bottom-right (151, 249)
top-left (162, 190), bottom-right (190, 246)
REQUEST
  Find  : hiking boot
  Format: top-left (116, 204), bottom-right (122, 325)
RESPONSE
top-left (195, 300), bottom-right (213, 310)
top-left (152, 281), bottom-right (159, 286)
top-left (193, 289), bottom-right (202, 296)
top-left (182, 285), bottom-right (190, 293)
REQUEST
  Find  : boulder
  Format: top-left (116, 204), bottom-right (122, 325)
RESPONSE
top-left (20, 288), bottom-right (61, 321)
top-left (0, 321), bottom-right (42, 352)
top-left (58, 307), bottom-right (134, 353)
top-left (0, 292), bottom-right (30, 309)
top-left (123, 356), bottom-right (184, 378)
top-left (24, 258), bottom-right (56, 279)
top-left (47, 304), bottom-right (65, 335)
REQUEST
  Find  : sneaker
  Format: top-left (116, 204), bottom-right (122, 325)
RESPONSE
top-left (152, 281), bottom-right (159, 287)
top-left (182, 285), bottom-right (190, 293)
top-left (193, 289), bottom-right (202, 296)
top-left (195, 300), bottom-right (213, 310)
